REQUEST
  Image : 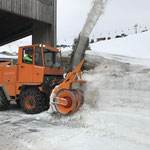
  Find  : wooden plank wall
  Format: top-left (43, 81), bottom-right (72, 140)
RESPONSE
top-left (0, 0), bottom-right (54, 24)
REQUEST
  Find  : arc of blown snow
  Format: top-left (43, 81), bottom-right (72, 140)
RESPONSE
top-left (81, 0), bottom-right (108, 37)
top-left (71, 0), bottom-right (108, 70)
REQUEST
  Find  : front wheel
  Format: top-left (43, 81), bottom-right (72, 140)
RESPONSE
top-left (20, 88), bottom-right (45, 114)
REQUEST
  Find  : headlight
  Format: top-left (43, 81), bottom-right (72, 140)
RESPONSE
top-left (63, 73), bottom-right (67, 79)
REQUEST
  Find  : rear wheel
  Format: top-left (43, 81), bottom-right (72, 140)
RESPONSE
top-left (42, 92), bottom-right (50, 110)
top-left (20, 88), bottom-right (45, 114)
top-left (0, 88), bottom-right (10, 111)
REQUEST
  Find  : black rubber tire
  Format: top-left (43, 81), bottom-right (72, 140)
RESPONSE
top-left (20, 88), bottom-right (45, 114)
top-left (16, 99), bottom-right (21, 108)
top-left (42, 93), bottom-right (50, 110)
top-left (76, 89), bottom-right (84, 106)
top-left (0, 88), bottom-right (10, 111)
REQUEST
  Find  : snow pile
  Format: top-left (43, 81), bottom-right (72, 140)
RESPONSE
top-left (81, 56), bottom-right (150, 148)
top-left (29, 32), bottom-right (150, 150)
top-left (24, 54), bottom-right (150, 150)
top-left (90, 31), bottom-right (150, 59)
top-left (16, 54), bottom-right (150, 150)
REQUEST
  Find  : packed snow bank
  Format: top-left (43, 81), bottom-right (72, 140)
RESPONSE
top-left (28, 55), bottom-right (150, 150)
top-left (0, 52), bottom-right (150, 150)
top-left (86, 51), bottom-right (150, 68)
top-left (62, 31), bottom-right (150, 67)
top-left (82, 55), bottom-right (150, 148)
top-left (90, 31), bottom-right (150, 59)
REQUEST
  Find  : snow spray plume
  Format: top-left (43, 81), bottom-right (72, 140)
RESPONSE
top-left (71, 0), bottom-right (108, 71)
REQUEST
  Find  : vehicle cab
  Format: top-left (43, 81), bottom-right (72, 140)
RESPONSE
top-left (18, 44), bottom-right (64, 89)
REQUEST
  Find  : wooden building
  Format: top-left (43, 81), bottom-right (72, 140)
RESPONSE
top-left (0, 0), bottom-right (57, 47)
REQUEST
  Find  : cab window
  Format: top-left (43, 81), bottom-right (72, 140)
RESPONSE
top-left (22, 47), bottom-right (33, 64)
top-left (43, 48), bottom-right (62, 68)
top-left (35, 47), bottom-right (43, 66)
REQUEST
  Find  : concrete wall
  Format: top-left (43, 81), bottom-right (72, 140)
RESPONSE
top-left (0, 0), bottom-right (54, 24)
top-left (0, 0), bottom-right (57, 47)
top-left (32, 22), bottom-right (53, 46)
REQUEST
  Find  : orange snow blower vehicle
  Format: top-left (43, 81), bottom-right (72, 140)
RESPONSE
top-left (0, 44), bottom-right (85, 115)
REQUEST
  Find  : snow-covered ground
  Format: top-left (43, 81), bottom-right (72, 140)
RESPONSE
top-left (0, 51), bottom-right (150, 150)
top-left (0, 32), bottom-right (150, 150)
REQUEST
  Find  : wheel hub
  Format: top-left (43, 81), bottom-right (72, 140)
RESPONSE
top-left (25, 96), bottom-right (35, 109)
top-left (65, 97), bottom-right (72, 108)
top-left (29, 99), bottom-right (34, 106)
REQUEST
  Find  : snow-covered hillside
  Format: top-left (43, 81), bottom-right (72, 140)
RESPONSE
top-left (61, 31), bottom-right (150, 67)
top-left (0, 36), bottom-right (32, 53)
top-left (0, 54), bottom-right (17, 59)
top-left (90, 31), bottom-right (150, 59)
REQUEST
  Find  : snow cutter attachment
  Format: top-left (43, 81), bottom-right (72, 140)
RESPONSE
top-left (50, 60), bottom-right (85, 116)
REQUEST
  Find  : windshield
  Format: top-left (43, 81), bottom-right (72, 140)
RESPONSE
top-left (43, 48), bottom-right (62, 68)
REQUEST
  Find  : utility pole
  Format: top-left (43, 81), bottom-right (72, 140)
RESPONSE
top-left (134, 24), bottom-right (138, 34)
